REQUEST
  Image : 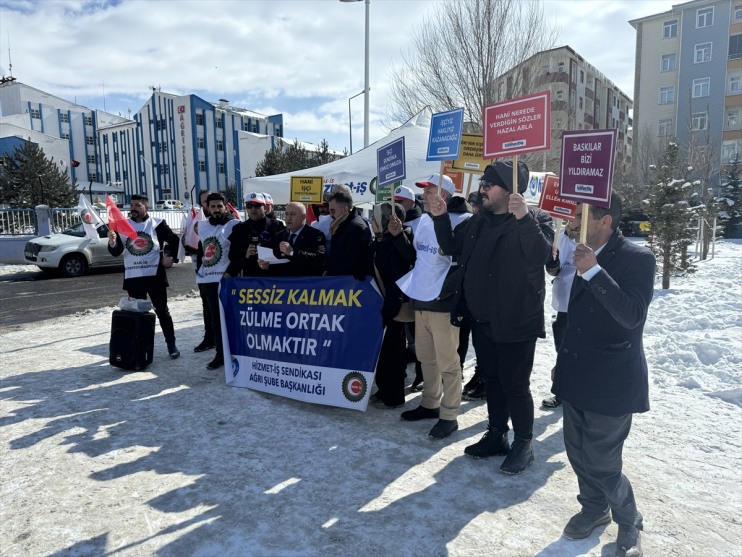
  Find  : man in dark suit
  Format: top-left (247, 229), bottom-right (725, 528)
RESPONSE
top-left (552, 192), bottom-right (655, 557)
top-left (258, 201), bottom-right (326, 276)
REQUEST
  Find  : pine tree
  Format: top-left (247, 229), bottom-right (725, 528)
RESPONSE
top-left (720, 154), bottom-right (742, 237)
top-left (645, 142), bottom-right (697, 289)
top-left (0, 142), bottom-right (76, 208)
top-left (254, 139), bottom-right (342, 177)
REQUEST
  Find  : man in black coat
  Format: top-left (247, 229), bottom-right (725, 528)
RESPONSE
top-left (258, 201), bottom-right (326, 276)
top-left (430, 161), bottom-right (554, 474)
top-left (552, 193), bottom-right (654, 557)
top-left (229, 192), bottom-right (285, 276)
top-left (324, 189), bottom-right (371, 279)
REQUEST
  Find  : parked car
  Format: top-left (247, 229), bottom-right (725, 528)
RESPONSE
top-left (155, 199), bottom-right (184, 210)
top-left (619, 212), bottom-right (651, 238)
top-left (24, 222), bottom-right (123, 277)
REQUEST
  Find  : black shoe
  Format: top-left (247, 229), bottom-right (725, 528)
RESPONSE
top-left (500, 437), bottom-right (534, 474)
top-left (428, 419), bottom-right (458, 439)
top-left (194, 339), bottom-right (216, 352)
top-left (541, 395), bottom-right (562, 409)
top-left (563, 508), bottom-right (612, 539)
top-left (400, 405), bottom-right (439, 421)
top-left (206, 355), bottom-right (224, 370)
top-left (464, 427), bottom-right (510, 458)
top-left (462, 373), bottom-right (482, 394)
top-left (615, 524), bottom-right (642, 557)
top-left (462, 380), bottom-right (487, 400)
top-left (410, 363), bottom-right (424, 392)
top-left (167, 342), bottom-right (180, 360)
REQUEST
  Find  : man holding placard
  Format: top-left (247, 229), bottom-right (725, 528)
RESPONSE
top-left (551, 193), bottom-right (653, 557)
top-left (429, 161), bottom-right (553, 474)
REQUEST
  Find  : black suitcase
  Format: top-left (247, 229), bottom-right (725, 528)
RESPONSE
top-left (109, 310), bottom-right (156, 370)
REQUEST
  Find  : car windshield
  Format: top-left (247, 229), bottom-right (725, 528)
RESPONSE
top-left (62, 222), bottom-right (110, 238)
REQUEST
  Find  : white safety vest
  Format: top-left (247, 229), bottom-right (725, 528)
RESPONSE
top-left (552, 229), bottom-right (577, 313)
top-left (123, 218), bottom-right (162, 279)
top-left (196, 219), bottom-right (240, 283)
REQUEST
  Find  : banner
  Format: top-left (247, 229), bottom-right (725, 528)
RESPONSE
top-left (219, 275), bottom-right (385, 411)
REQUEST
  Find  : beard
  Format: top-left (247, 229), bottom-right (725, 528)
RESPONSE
top-left (209, 212), bottom-right (233, 225)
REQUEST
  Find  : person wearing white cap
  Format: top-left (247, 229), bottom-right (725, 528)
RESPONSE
top-left (262, 192), bottom-right (284, 225)
top-left (396, 173), bottom-right (471, 440)
top-left (428, 160), bottom-right (554, 474)
top-left (229, 192), bottom-right (285, 276)
top-left (393, 185), bottom-right (423, 234)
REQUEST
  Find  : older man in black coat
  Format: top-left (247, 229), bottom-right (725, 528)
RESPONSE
top-left (552, 193), bottom-right (655, 557)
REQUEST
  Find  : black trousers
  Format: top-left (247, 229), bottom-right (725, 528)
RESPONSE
top-left (198, 283), bottom-right (215, 343)
top-left (126, 278), bottom-right (175, 344)
top-left (562, 401), bottom-right (638, 526)
top-left (374, 320), bottom-right (407, 406)
top-left (201, 283), bottom-right (223, 357)
top-left (471, 320), bottom-right (536, 439)
top-left (458, 316), bottom-right (471, 367)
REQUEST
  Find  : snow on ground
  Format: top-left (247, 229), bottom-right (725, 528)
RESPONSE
top-left (0, 241), bottom-right (740, 556)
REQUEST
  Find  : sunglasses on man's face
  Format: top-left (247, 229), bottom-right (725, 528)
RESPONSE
top-left (246, 203), bottom-right (263, 209)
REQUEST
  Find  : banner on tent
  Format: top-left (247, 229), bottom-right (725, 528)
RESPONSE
top-left (219, 275), bottom-right (385, 411)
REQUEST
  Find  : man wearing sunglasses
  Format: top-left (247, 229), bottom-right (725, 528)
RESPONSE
top-left (429, 161), bottom-right (554, 474)
top-left (230, 192), bottom-right (285, 276)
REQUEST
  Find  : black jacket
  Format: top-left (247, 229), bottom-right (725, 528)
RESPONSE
top-left (433, 206), bottom-right (554, 342)
top-left (228, 217), bottom-right (285, 276)
top-left (270, 225), bottom-right (327, 277)
top-left (369, 227), bottom-right (416, 324)
top-left (324, 207), bottom-right (372, 279)
top-left (108, 215), bottom-right (179, 290)
top-left (552, 230), bottom-right (655, 416)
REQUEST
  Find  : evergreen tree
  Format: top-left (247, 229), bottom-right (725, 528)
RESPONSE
top-left (645, 141), bottom-right (697, 289)
top-left (720, 154), bottom-right (742, 237)
top-left (254, 139), bottom-right (343, 177)
top-left (0, 142), bottom-right (76, 208)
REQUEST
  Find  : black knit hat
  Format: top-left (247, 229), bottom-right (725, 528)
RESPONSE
top-left (481, 161), bottom-right (530, 194)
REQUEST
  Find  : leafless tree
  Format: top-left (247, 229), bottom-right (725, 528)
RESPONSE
top-left (385, 0), bottom-right (558, 130)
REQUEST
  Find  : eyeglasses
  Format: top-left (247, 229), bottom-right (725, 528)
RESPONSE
top-left (478, 180), bottom-right (494, 191)
top-left (245, 203), bottom-right (263, 209)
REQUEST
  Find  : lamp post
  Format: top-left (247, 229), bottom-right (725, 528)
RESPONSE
top-left (139, 154), bottom-right (155, 203)
top-left (348, 90), bottom-right (364, 154)
top-left (340, 0), bottom-right (370, 148)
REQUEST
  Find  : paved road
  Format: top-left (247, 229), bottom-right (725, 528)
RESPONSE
top-left (0, 264), bottom-right (198, 333)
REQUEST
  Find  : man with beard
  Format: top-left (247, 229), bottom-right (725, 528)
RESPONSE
top-left (230, 192), bottom-right (285, 277)
top-left (196, 193), bottom-right (243, 370)
top-left (429, 161), bottom-right (554, 474)
top-left (324, 188), bottom-right (371, 279)
top-left (108, 194), bottom-right (181, 359)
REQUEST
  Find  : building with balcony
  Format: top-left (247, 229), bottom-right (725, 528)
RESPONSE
top-left (0, 79), bottom-right (287, 205)
top-left (494, 45), bottom-right (633, 174)
top-left (630, 0), bottom-right (740, 179)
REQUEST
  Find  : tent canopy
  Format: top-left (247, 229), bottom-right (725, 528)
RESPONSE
top-left (244, 109), bottom-right (441, 206)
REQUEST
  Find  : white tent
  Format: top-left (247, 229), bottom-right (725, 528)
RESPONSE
top-left (243, 109), bottom-right (441, 206)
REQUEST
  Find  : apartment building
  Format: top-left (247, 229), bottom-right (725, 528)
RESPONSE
top-left (631, 0), bottom-right (740, 178)
top-left (495, 45), bottom-right (633, 174)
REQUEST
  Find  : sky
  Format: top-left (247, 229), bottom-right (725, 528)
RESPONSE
top-left (0, 0), bottom-right (677, 153)
top-left (0, 238), bottom-right (740, 555)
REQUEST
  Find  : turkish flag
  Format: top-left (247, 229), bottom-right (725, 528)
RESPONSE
top-left (106, 195), bottom-right (137, 239)
top-left (71, 160), bottom-right (81, 168)
top-left (226, 202), bottom-right (243, 221)
top-left (306, 204), bottom-right (316, 225)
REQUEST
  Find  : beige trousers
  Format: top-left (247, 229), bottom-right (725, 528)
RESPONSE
top-left (414, 310), bottom-right (462, 420)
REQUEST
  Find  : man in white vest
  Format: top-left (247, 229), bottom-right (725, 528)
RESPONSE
top-left (396, 173), bottom-right (472, 440)
top-left (108, 194), bottom-right (181, 359)
top-left (196, 193), bottom-right (243, 370)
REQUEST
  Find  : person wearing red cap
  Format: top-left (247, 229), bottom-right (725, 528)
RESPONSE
top-left (429, 161), bottom-right (554, 474)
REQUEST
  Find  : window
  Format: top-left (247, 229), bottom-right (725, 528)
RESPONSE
top-left (85, 136), bottom-right (94, 145)
top-left (216, 117), bottom-right (223, 129)
top-left (695, 43), bottom-right (712, 63)
top-left (557, 62), bottom-right (565, 72)
top-left (123, 170), bottom-right (128, 179)
top-left (723, 140), bottom-right (741, 163)
top-left (691, 112), bottom-right (708, 131)
top-left (692, 77), bottom-right (710, 98)
top-left (728, 111), bottom-right (739, 130)
top-left (730, 75), bottom-right (742, 94)
top-left (731, 35), bottom-right (742, 59)
top-left (30, 108), bottom-right (40, 119)
top-left (89, 173), bottom-right (97, 181)
top-left (659, 86), bottom-right (675, 104)
top-left (61, 133), bottom-right (69, 140)
top-left (252, 122), bottom-right (259, 133)
top-left (197, 137), bottom-right (205, 149)
top-left (217, 162), bottom-right (225, 174)
top-left (556, 90), bottom-right (564, 101)
top-left (658, 119), bottom-right (673, 136)
top-left (579, 97), bottom-right (583, 109)
top-left (663, 19), bottom-right (678, 38)
top-left (216, 139), bottom-right (224, 151)
top-left (696, 7), bottom-right (713, 28)
top-left (87, 155), bottom-right (95, 164)
top-left (60, 113), bottom-right (69, 123)
top-left (580, 70), bottom-right (584, 84)
top-left (104, 154), bottom-right (109, 163)
top-left (736, 6), bottom-right (742, 22)
top-left (196, 113), bottom-right (204, 126)
top-left (84, 115), bottom-right (93, 126)
top-left (198, 160), bottom-right (206, 172)
top-left (661, 53), bottom-right (677, 72)
top-left (159, 142), bottom-right (168, 152)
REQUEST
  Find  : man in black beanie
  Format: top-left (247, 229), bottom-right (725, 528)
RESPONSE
top-left (428, 160), bottom-right (554, 474)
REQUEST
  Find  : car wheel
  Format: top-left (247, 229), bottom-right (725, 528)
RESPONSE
top-left (60, 254), bottom-right (89, 278)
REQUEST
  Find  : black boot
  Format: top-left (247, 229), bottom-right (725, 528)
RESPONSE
top-left (464, 427), bottom-right (510, 458)
top-left (410, 361), bottom-right (424, 392)
top-left (500, 437), bottom-right (534, 474)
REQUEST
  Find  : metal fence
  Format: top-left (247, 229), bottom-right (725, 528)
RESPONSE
top-left (0, 209), bottom-right (37, 235)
